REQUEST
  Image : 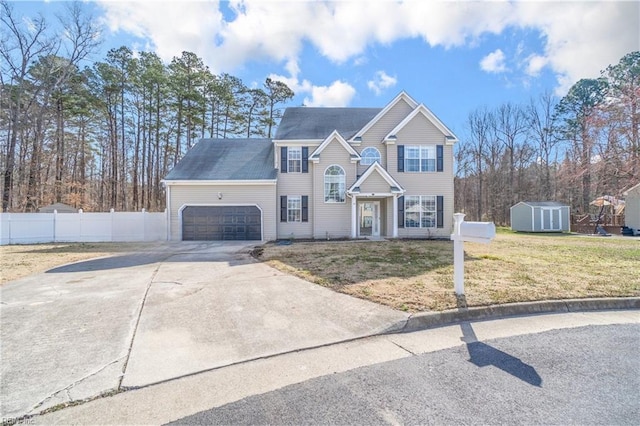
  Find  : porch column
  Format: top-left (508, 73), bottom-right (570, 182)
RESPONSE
top-left (392, 194), bottom-right (398, 238)
top-left (351, 195), bottom-right (357, 238)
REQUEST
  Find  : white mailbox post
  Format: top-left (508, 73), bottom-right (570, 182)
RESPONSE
top-left (450, 213), bottom-right (496, 295)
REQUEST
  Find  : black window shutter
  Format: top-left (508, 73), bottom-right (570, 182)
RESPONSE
top-left (280, 196), bottom-right (287, 222)
top-left (280, 147), bottom-right (288, 173)
top-left (397, 145), bottom-right (404, 172)
top-left (436, 145), bottom-right (444, 172)
top-left (302, 147), bottom-right (309, 173)
top-left (302, 196), bottom-right (308, 222)
top-left (398, 196), bottom-right (404, 228)
top-left (437, 196), bottom-right (444, 228)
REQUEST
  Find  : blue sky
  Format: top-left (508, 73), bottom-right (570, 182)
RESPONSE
top-left (12, 0), bottom-right (640, 137)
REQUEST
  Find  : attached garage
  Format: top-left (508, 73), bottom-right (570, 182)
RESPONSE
top-left (182, 206), bottom-right (262, 241)
top-left (163, 139), bottom-right (278, 242)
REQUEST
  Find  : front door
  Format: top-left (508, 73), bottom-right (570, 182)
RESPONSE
top-left (359, 201), bottom-right (380, 237)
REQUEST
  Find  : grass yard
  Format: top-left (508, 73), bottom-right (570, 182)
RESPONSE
top-left (0, 242), bottom-right (156, 285)
top-left (256, 230), bottom-right (640, 312)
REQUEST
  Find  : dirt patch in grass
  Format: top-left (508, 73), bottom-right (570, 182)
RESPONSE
top-left (0, 242), bottom-right (158, 285)
top-left (257, 233), bottom-right (640, 312)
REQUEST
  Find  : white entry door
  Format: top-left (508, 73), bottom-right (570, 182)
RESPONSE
top-left (359, 201), bottom-right (381, 237)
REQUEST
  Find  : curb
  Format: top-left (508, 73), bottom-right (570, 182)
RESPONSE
top-left (401, 297), bottom-right (640, 333)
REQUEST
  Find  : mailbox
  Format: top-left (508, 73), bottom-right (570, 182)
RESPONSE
top-left (450, 213), bottom-right (496, 295)
top-left (458, 221), bottom-right (496, 244)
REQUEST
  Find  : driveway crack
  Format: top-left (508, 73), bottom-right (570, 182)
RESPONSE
top-left (117, 262), bottom-right (161, 390)
top-left (389, 339), bottom-right (416, 355)
top-left (29, 355), bottom-right (126, 414)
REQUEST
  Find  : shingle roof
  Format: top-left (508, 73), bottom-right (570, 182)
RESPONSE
top-left (275, 107), bottom-right (382, 140)
top-left (520, 201), bottom-right (568, 207)
top-left (164, 139), bottom-right (276, 181)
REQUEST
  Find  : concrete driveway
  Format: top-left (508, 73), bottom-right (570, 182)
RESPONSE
top-left (0, 242), bottom-right (408, 419)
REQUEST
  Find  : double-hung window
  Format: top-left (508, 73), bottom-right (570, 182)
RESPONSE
top-left (287, 196), bottom-right (301, 222)
top-left (405, 195), bottom-right (436, 228)
top-left (405, 145), bottom-right (436, 172)
top-left (288, 147), bottom-right (302, 173)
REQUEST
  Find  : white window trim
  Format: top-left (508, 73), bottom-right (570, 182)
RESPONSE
top-left (404, 145), bottom-right (436, 173)
top-left (360, 147), bottom-right (381, 166)
top-left (287, 196), bottom-right (302, 222)
top-left (288, 146), bottom-right (302, 173)
top-left (324, 165), bottom-right (346, 203)
top-left (405, 195), bottom-right (437, 228)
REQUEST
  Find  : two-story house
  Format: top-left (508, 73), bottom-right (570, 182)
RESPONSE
top-left (163, 92), bottom-right (457, 241)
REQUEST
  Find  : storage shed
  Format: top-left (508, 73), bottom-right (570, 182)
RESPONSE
top-left (623, 182), bottom-right (640, 232)
top-left (38, 203), bottom-right (77, 213)
top-left (510, 201), bottom-right (570, 232)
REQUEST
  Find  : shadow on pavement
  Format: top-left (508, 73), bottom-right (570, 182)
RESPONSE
top-left (460, 322), bottom-right (542, 387)
top-left (46, 252), bottom-right (253, 273)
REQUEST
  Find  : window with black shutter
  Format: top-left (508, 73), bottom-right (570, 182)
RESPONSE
top-left (302, 196), bottom-right (308, 222)
top-left (280, 195), bottom-right (287, 222)
top-left (437, 196), bottom-right (444, 228)
top-left (302, 147), bottom-right (309, 173)
top-left (280, 147), bottom-right (288, 173)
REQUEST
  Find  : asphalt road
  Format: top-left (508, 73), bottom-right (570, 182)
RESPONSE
top-left (171, 323), bottom-right (640, 425)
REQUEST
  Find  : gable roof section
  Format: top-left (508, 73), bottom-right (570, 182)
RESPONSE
top-left (623, 182), bottom-right (640, 196)
top-left (351, 91), bottom-right (419, 141)
top-left (309, 130), bottom-right (361, 163)
top-left (274, 107), bottom-right (381, 140)
top-left (164, 138), bottom-right (276, 181)
top-left (348, 162), bottom-right (405, 194)
top-left (383, 104), bottom-right (458, 144)
top-left (513, 201), bottom-right (569, 209)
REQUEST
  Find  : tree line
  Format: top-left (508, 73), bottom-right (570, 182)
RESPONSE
top-left (0, 1), bottom-right (294, 212)
top-left (455, 51), bottom-right (639, 224)
top-left (2, 2), bottom-right (638, 222)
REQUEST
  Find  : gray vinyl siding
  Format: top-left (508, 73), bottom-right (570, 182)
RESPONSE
top-left (511, 203), bottom-right (570, 232)
top-left (510, 203), bottom-right (533, 232)
top-left (168, 183), bottom-right (277, 241)
top-left (313, 138), bottom-right (356, 239)
top-left (356, 98), bottom-right (414, 175)
top-left (277, 168), bottom-right (314, 239)
top-left (359, 171), bottom-right (391, 194)
top-left (626, 185), bottom-right (640, 229)
top-left (387, 113), bottom-right (455, 238)
top-left (626, 194), bottom-right (640, 229)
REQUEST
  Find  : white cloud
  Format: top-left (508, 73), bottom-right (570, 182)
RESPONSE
top-left (269, 59), bottom-right (355, 107)
top-left (98, 0), bottom-right (224, 65)
top-left (304, 81), bottom-right (356, 107)
top-left (513, 1), bottom-right (639, 94)
top-left (96, 0), bottom-right (639, 96)
top-left (367, 70), bottom-right (398, 95)
top-left (480, 49), bottom-right (507, 74)
top-left (525, 54), bottom-right (547, 77)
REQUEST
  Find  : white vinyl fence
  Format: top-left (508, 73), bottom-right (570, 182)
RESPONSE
top-left (0, 209), bottom-right (167, 245)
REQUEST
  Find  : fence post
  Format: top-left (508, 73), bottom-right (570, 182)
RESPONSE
top-left (110, 208), bottom-right (115, 242)
top-left (53, 209), bottom-right (57, 243)
top-left (142, 208), bottom-right (146, 241)
top-left (78, 209), bottom-right (83, 241)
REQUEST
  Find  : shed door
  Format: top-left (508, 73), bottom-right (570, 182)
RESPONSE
top-left (541, 208), bottom-right (561, 231)
top-left (182, 206), bottom-right (261, 241)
